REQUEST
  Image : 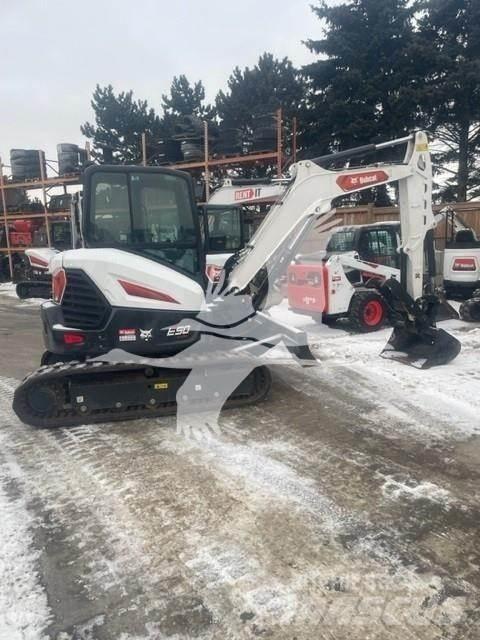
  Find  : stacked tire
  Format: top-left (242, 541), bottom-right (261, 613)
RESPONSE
top-left (10, 149), bottom-right (46, 180)
top-left (214, 125), bottom-right (243, 155)
top-left (165, 139), bottom-right (182, 163)
top-left (251, 114), bottom-right (277, 152)
top-left (174, 115), bottom-right (204, 139)
top-left (172, 114), bottom-right (223, 162)
top-left (57, 144), bottom-right (86, 175)
top-left (180, 140), bottom-right (204, 161)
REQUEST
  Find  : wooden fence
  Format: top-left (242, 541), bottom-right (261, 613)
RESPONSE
top-left (300, 201), bottom-right (480, 254)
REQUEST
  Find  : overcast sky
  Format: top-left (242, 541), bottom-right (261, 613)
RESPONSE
top-left (0, 0), bottom-right (323, 166)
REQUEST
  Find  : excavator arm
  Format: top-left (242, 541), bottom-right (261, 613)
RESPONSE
top-left (222, 131), bottom-right (460, 368)
top-left (227, 133), bottom-right (426, 300)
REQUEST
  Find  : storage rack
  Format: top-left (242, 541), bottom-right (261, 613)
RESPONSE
top-left (0, 109), bottom-right (292, 279)
top-left (142, 108), bottom-right (288, 200)
top-left (0, 157), bottom-right (82, 278)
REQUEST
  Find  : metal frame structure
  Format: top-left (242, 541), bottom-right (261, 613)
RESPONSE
top-left (0, 109), bottom-right (291, 280)
top-left (0, 161), bottom-right (82, 278)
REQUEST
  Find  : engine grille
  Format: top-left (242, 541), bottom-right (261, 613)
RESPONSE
top-left (62, 269), bottom-right (110, 330)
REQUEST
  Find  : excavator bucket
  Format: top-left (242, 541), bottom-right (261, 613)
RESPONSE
top-left (435, 298), bottom-right (459, 322)
top-left (381, 325), bottom-right (461, 369)
top-left (379, 277), bottom-right (461, 369)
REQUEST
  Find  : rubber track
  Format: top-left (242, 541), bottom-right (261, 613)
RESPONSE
top-left (16, 280), bottom-right (51, 300)
top-left (13, 358), bottom-right (272, 429)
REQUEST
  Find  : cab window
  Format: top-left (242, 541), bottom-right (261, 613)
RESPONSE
top-left (87, 170), bottom-right (199, 275)
top-left (358, 229), bottom-right (399, 268)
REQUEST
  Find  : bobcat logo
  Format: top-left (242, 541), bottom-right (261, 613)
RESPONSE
top-left (140, 329), bottom-right (153, 342)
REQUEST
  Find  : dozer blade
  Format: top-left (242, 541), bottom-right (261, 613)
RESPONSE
top-left (380, 326), bottom-right (461, 369)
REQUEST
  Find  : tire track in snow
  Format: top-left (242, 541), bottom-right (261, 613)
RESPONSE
top-left (0, 377), bottom-right (52, 639)
top-left (1, 364), bottom-right (479, 639)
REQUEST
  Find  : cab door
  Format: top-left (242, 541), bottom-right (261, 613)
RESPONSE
top-left (357, 227), bottom-right (400, 269)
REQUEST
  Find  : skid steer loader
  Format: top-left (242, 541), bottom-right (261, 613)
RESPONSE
top-left (13, 131), bottom-right (461, 428)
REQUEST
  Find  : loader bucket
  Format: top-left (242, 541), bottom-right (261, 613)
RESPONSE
top-left (380, 326), bottom-right (461, 369)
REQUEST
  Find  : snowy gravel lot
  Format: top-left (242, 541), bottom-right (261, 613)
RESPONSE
top-left (1, 286), bottom-right (480, 639)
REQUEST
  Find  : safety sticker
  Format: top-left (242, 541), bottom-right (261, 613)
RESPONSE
top-left (154, 382), bottom-right (168, 390)
top-left (118, 328), bottom-right (137, 342)
top-left (415, 142), bottom-right (429, 152)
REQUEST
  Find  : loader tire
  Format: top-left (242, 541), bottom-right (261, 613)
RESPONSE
top-left (349, 290), bottom-right (387, 333)
top-left (459, 298), bottom-right (480, 323)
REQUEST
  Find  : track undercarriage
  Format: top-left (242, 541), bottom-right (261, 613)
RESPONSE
top-left (13, 354), bottom-right (272, 429)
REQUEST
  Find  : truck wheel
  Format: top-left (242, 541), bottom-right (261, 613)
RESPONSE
top-left (349, 291), bottom-right (386, 332)
top-left (459, 298), bottom-right (480, 323)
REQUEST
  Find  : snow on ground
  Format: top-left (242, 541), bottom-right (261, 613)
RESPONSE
top-left (0, 456), bottom-right (51, 640)
top-left (269, 300), bottom-right (480, 442)
top-left (0, 282), bottom-right (44, 307)
top-left (0, 293), bottom-right (479, 638)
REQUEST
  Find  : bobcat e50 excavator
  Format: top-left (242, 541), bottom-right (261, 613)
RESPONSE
top-left (13, 131), bottom-right (461, 428)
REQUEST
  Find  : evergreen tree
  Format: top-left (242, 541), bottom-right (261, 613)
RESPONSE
top-left (161, 75), bottom-right (215, 136)
top-left (81, 85), bottom-right (163, 163)
top-left (419, 0), bottom-right (480, 201)
top-left (302, 0), bottom-right (425, 153)
top-left (216, 53), bottom-right (304, 133)
top-left (161, 75), bottom-right (213, 118)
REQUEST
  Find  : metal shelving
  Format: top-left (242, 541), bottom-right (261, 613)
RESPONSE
top-left (1, 109), bottom-right (290, 279)
top-left (0, 154), bottom-right (82, 277)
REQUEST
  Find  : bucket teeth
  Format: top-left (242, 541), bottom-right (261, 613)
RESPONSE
top-left (381, 327), bottom-right (461, 369)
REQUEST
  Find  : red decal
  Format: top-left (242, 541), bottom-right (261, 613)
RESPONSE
top-left (63, 332), bottom-right (85, 345)
top-left (452, 257), bottom-right (477, 271)
top-left (29, 255), bottom-right (49, 268)
top-left (52, 268), bottom-right (66, 303)
top-left (118, 280), bottom-right (179, 303)
top-left (118, 328), bottom-right (137, 342)
top-left (234, 188), bottom-right (255, 201)
top-left (336, 170), bottom-right (389, 192)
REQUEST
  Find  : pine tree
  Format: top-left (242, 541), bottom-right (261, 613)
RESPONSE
top-left (302, 0), bottom-right (425, 153)
top-left (81, 85), bottom-right (163, 163)
top-left (161, 75), bottom-right (215, 137)
top-left (216, 53), bottom-right (304, 133)
top-left (301, 0), bottom-right (428, 204)
top-left (419, 0), bottom-right (480, 201)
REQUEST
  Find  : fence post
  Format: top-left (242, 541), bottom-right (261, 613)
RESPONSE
top-left (366, 203), bottom-right (375, 223)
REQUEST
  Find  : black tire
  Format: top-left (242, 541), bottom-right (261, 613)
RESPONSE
top-left (459, 298), bottom-right (480, 323)
top-left (349, 290), bottom-right (387, 333)
top-left (181, 141), bottom-right (203, 160)
top-left (57, 143), bottom-right (78, 153)
top-left (252, 126), bottom-right (277, 139)
top-left (10, 149), bottom-right (40, 160)
top-left (16, 282), bottom-right (31, 299)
